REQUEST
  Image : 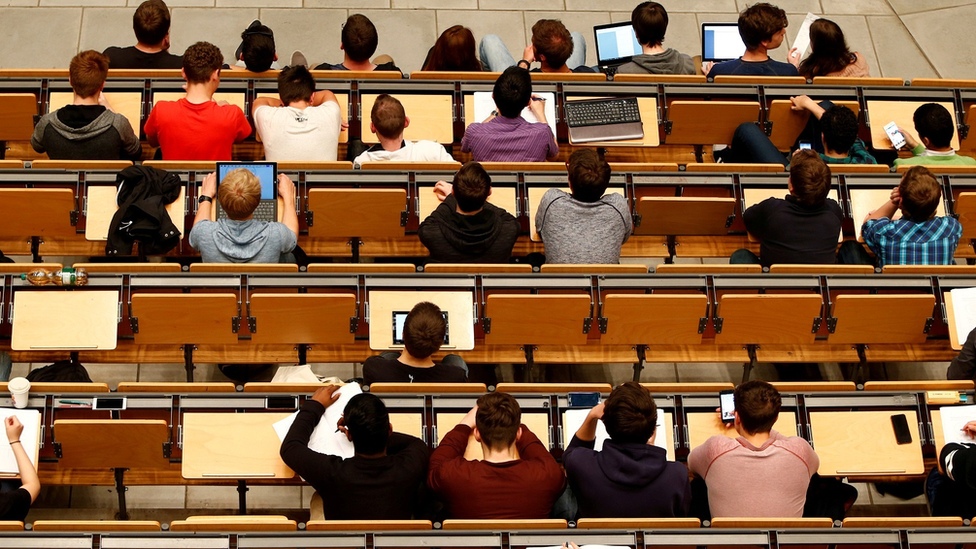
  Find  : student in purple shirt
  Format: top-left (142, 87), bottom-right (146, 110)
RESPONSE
top-left (461, 67), bottom-right (558, 162)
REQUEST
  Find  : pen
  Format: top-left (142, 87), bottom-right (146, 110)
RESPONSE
top-left (58, 400), bottom-right (90, 405)
top-left (531, 95), bottom-right (546, 102)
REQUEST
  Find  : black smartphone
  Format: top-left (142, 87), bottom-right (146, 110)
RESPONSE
top-left (568, 392), bottom-right (601, 408)
top-left (891, 413), bottom-right (912, 445)
top-left (92, 397), bottom-right (126, 410)
top-left (719, 390), bottom-right (735, 424)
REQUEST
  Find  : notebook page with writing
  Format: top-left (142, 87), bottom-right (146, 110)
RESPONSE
top-left (940, 405), bottom-right (976, 446)
top-left (0, 409), bottom-right (40, 475)
top-left (272, 383), bottom-right (362, 458)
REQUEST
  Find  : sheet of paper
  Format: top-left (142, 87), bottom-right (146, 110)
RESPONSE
top-left (270, 365), bottom-right (321, 384)
top-left (790, 13), bottom-right (820, 62)
top-left (950, 287), bottom-right (976, 346)
top-left (0, 408), bottom-right (40, 474)
top-left (941, 405), bottom-right (976, 446)
top-left (473, 91), bottom-right (557, 135)
top-left (563, 408), bottom-right (667, 454)
top-left (272, 383), bottom-right (362, 458)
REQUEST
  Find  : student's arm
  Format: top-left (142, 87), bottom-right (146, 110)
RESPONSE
top-left (5, 417), bottom-right (39, 502)
top-left (144, 109), bottom-right (159, 148)
top-left (115, 115), bottom-right (142, 160)
top-left (790, 95), bottom-right (826, 120)
top-left (251, 97), bottom-right (283, 118)
top-left (279, 386), bottom-right (342, 486)
top-left (948, 327), bottom-right (976, 381)
top-left (427, 407), bottom-right (476, 491)
top-left (534, 188), bottom-right (558, 240)
top-left (233, 108), bottom-right (252, 143)
top-left (278, 174), bottom-right (299, 236)
top-left (863, 187), bottom-right (900, 224)
top-left (192, 172), bottom-right (217, 228)
top-left (573, 402), bottom-right (604, 442)
top-left (311, 90), bottom-right (339, 106)
top-left (515, 422), bottom-right (565, 492)
top-left (897, 126), bottom-right (921, 152)
top-left (30, 117), bottom-right (49, 153)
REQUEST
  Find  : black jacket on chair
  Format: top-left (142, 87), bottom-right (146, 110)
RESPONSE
top-left (106, 165), bottom-right (182, 256)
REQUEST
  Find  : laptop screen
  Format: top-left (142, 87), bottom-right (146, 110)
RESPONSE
top-left (216, 162), bottom-right (277, 200)
top-left (701, 23), bottom-right (746, 62)
top-left (594, 22), bottom-right (642, 66)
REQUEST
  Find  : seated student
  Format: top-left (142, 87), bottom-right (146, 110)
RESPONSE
top-left (103, 0), bottom-right (182, 69)
top-left (949, 328), bottom-right (976, 381)
top-left (0, 416), bottom-right (39, 521)
top-left (731, 151), bottom-right (843, 267)
top-left (927, 419), bottom-right (976, 517)
top-left (724, 97), bottom-right (877, 166)
top-left (363, 301), bottom-right (468, 385)
top-left (313, 14), bottom-right (401, 73)
top-left (228, 21), bottom-right (280, 72)
top-left (143, 42), bottom-right (251, 160)
top-left (563, 382), bottom-right (691, 518)
top-left (616, 2), bottom-right (695, 75)
top-left (280, 386), bottom-right (429, 520)
top-left (31, 51), bottom-right (141, 161)
top-left (418, 162), bottom-right (520, 263)
top-left (480, 19), bottom-right (590, 73)
top-left (893, 103), bottom-right (976, 168)
top-left (705, 3), bottom-right (799, 77)
top-left (428, 392), bottom-right (565, 519)
top-left (421, 26), bottom-right (483, 72)
top-left (188, 169), bottom-right (298, 263)
top-left (536, 149), bottom-right (631, 264)
top-left (792, 19), bottom-right (870, 79)
top-left (856, 166), bottom-right (962, 267)
top-left (688, 381), bottom-right (819, 518)
top-left (461, 67), bottom-right (558, 162)
top-left (352, 94), bottom-right (454, 167)
top-left (252, 66), bottom-right (343, 162)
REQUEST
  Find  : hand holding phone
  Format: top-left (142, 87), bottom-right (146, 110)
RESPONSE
top-left (884, 121), bottom-right (907, 149)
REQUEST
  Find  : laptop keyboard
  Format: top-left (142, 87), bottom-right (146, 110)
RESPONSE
top-left (251, 201), bottom-right (276, 222)
top-left (566, 97), bottom-right (641, 128)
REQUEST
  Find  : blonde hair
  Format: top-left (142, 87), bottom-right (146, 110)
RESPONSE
top-left (217, 168), bottom-right (261, 220)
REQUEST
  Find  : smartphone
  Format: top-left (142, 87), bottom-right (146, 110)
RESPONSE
top-left (798, 142), bottom-right (812, 150)
top-left (92, 397), bottom-right (126, 410)
top-left (719, 390), bottom-right (735, 424)
top-left (891, 413), bottom-right (912, 445)
top-left (883, 121), bottom-right (906, 149)
top-left (568, 392), bottom-right (601, 408)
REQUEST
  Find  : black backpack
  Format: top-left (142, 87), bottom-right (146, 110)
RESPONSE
top-left (27, 359), bottom-right (93, 383)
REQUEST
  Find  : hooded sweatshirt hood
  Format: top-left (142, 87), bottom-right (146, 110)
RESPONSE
top-left (616, 49), bottom-right (695, 75)
top-left (51, 106), bottom-right (117, 141)
top-left (598, 440), bottom-right (669, 485)
top-left (430, 201), bottom-right (503, 256)
top-left (418, 195), bottom-right (519, 263)
top-left (214, 219), bottom-right (274, 261)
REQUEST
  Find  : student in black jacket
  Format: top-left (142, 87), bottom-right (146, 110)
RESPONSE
top-left (418, 162), bottom-right (519, 264)
top-left (363, 302), bottom-right (468, 385)
top-left (279, 386), bottom-right (429, 520)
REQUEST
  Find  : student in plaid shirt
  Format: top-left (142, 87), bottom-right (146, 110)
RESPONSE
top-left (859, 166), bottom-right (961, 267)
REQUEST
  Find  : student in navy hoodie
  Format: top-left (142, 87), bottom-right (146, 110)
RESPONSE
top-left (563, 382), bottom-right (691, 518)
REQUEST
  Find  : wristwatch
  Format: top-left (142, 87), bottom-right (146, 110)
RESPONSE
top-left (517, 59), bottom-right (530, 69)
top-left (198, 195), bottom-right (213, 204)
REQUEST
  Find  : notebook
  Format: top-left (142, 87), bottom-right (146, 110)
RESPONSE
top-left (939, 404), bottom-right (976, 446)
top-left (593, 21), bottom-right (642, 72)
top-left (215, 162), bottom-right (278, 222)
top-left (272, 383), bottom-right (362, 458)
top-left (701, 23), bottom-right (746, 62)
top-left (0, 408), bottom-right (40, 475)
top-left (563, 407), bottom-right (670, 459)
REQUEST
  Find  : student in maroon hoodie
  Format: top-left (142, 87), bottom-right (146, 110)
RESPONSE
top-left (563, 382), bottom-right (691, 518)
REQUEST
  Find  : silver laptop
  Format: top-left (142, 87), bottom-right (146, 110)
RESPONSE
top-left (593, 21), bottom-right (642, 73)
top-left (215, 162), bottom-right (278, 222)
top-left (701, 22), bottom-right (746, 62)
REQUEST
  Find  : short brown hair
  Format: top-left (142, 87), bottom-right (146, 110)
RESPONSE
top-left (183, 41), bottom-right (223, 84)
top-left (632, 2), bottom-right (668, 47)
top-left (69, 50), bottom-right (109, 99)
top-left (734, 380), bottom-right (781, 435)
top-left (402, 301), bottom-right (446, 359)
top-left (532, 19), bottom-right (574, 70)
top-left (342, 14), bottom-right (379, 62)
top-left (133, 0), bottom-right (171, 47)
top-left (789, 150), bottom-right (831, 207)
top-left (603, 382), bottom-right (657, 444)
top-left (217, 168), bottom-right (261, 220)
top-left (476, 392), bottom-right (521, 451)
top-left (899, 166), bottom-right (942, 221)
top-left (738, 3), bottom-right (788, 50)
top-left (568, 148), bottom-right (611, 203)
top-left (370, 94), bottom-right (406, 139)
top-left (453, 162), bottom-right (491, 213)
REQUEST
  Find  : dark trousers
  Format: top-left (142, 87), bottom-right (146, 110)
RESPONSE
top-left (729, 101), bottom-right (836, 164)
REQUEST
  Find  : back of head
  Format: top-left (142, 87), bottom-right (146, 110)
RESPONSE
top-left (241, 24), bottom-right (276, 72)
top-left (898, 166), bottom-right (942, 221)
top-left (476, 392), bottom-right (521, 451)
top-left (424, 26), bottom-right (482, 72)
top-left (342, 14), bottom-right (379, 63)
top-left (133, 0), bottom-right (170, 47)
top-left (492, 67), bottom-right (532, 119)
top-left (568, 148), bottom-right (611, 203)
top-left (734, 380), bottom-right (781, 435)
top-left (798, 19), bottom-right (852, 78)
top-left (183, 41), bottom-right (223, 84)
top-left (69, 50), bottom-right (110, 99)
top-left (343, 393), bottom-right (390, 455)
top-left (914, 103), bottom-right (955, 150)
top-left (789, 150), bottom-right (831, 207)
top-left (603, 381), bottom-right (657, 444)
top-left (819, 105), bottom-right (859, 154)
top-left (737, 2), bottom-right (788, 50)
top-left (370, 94), bottom-right (406, 140)
top-left (453, 162), bottom-right (492, 213)
top-left (403, 301), bottom-right (446, 359)
top-left (277, 65), bottom-right (315, 105)
top-left (631, 1), bottom-right (669, 47)
top-left (531, 19), bottom-right (574, 70)
top-left (216, 168), bottom-right (261, 220)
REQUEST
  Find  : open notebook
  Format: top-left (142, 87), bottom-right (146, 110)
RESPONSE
top-left (272, 383), bottom-right (362, 458)
top-left (0, 408), bottom-right (40, 475)
top-left (563, 408), bottom-right (670, 457)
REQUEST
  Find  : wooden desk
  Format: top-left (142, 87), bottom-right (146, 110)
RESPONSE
top-left (0, 188), bottom-right (76, 238)
top-left (417, 185), bottom-right (517, 222)
top-left (0, 93), bottom-right (37, 142)
top-left (686, 411), bottom-right (797, 449)
top-left (528, 186), bottom-right (625, 242)
top-left (85, 185), bottom-right (185, 241)
top-left (366, 290), bottom-right (475, 351)
top-left (11, 290), bottom-right (119, 351)
top-left (742, 188), bottom-right (842, 243)
top-left (566, 96), bottom-right (659, 147)
top-left (866, 100), bottom-right (960, 151)
top-left (850, 188), bottom-right (947, 240)
top-left (255, 93), bottom-right (349, 144)
top-left (152, 92), bottom-right (246, 114)
top-left (49, 92), bottom-right (141, 137)
top-left (390, 413), bottom-right (424, 440)
top-left (435, 412), bottom-right (549, 460)
top-left (360, 93), bottom-right (453, 144)
top-left (181, 412), bottom-right (294, 479)
top-left (808, 410), bottom-right (924, 476)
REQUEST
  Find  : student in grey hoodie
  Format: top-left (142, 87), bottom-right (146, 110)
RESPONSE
top-left (418, 162), bottom-right (519, 264)
top-left (189, 168), bottom-right (298, 263)
top-left (615, 2), bottom-right (696, 76)
top-left (31, 50), bottom-right (141, 160)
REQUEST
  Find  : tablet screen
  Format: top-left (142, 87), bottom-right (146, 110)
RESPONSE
top-left (393, 310), bottom-right (449, 346)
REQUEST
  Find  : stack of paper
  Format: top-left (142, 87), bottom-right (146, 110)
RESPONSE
top-left (940, 404), bottom-right (976, 445)
top-left (272, 383), bottom-right (362, 458)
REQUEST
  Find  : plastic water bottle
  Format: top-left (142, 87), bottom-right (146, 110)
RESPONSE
top-left (21, 268), bottom-right (53, 285)
top-left (21, 267), bottom-right (88, 286)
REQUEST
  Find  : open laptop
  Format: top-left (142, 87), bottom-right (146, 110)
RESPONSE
top-left (215, 162), bottom-right (278, 222)
top-left (391, 310), bottom-right (452, 349)
top-left (593, 21), bottom-right (642, 74)
top-left (701, 22), bottom-right (746, 63)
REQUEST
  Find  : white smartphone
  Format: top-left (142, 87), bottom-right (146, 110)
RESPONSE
top-left (798, 142), bottom-right (812, 150)
top-left (719, 390), bottom-right (735, 424)
top-left (884, 121), bottom-right (906, 149)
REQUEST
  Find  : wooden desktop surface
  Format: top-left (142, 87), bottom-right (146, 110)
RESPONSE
top-left (49, 92), bottom-right (141, 137)
top-left (850, 188), bottom-right (947, 240)
top-left (809, 410), bottom-right (924, 476)
top-left (367, 290), bottom-right (475, 351)
top-left (566, 96), bottom-right (659, 147)
top-left (417, 185), bottom-right (517, 222)
top-left (686, 411), bottom-right (797, 449)
top-left (11, 290), bottom-right (119, 351)
top-left (360, 94), bottom-right (453, 144)
top-left (742, 188), bottom-right (842, 243)
top-left (527, 187), bottom-right (625, 242)
top-left (390, 413), bottom-right (423, 440)
top-left (435, 412), bottom-right (549, 461)
top-left (86, 185), bottom-right (185, 241)
top-left (181, 412), bottom-right (295, 479)
top-left (867, 101), bottom-right (960, 151)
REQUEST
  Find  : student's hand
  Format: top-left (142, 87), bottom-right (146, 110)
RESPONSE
top-left (562, 543), bottom-right (580, 549)
top-left (521, 44), bottom-right (536, 65)
top-left (702, 61), bottom-right (714, 76)
top-left (587, 401), bottom-right (605, 421)
top-left (790, 95), bottom-right (816, 113)
top-left (433, 181), bottom-right (453, 202)
top-left (460, 405), bottom-right (478, 428)
top-left (528, 96), bottom-right (547, 122)
top-left (962, 420), bottom-right (976, 439)
top-left (889, 186), bottom-right (902, 208)
top-left (278, 174), bottom-right (296, 200)
top-left (200, 172), bottom-right (217, 198)
top-left (311, 385), bottom-right (341, 409)
top-left (97, 92), bottom-right (111, 109)
top-left (788, 47), bottom-right (800, 68)
top-left (898, 126), bottom-right (919, 150)
top-left (340, 120), bottom-right (349, 131)
top-left (4, 416), bottom-right (23, 443)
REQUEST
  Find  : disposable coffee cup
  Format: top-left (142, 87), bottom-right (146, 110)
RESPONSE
top-left (8, 377), bottom-right (30, 409)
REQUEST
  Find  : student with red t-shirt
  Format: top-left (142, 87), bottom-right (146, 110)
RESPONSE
top-left (144, 41), bottom-right (251, 160)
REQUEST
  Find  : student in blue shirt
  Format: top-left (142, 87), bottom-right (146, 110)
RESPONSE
top-left (705, 3), bottom-right (799, 78)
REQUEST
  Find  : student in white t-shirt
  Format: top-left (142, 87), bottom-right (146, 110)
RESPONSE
top-left (352, 94), bottom-right (455, 168)
top-left (252, 65), bottom-right (344, 161)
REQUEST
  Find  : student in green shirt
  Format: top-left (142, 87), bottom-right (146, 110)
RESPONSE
top-left (893, 103), bottom-right (976, 168)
